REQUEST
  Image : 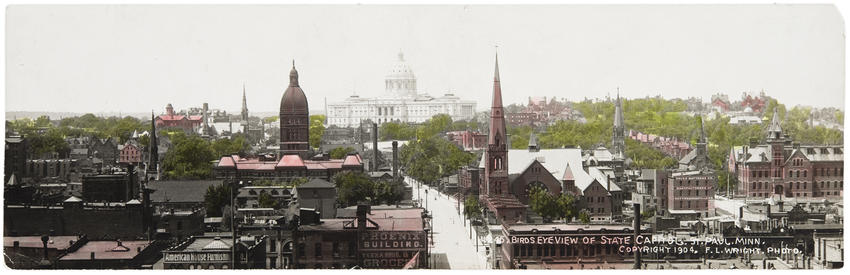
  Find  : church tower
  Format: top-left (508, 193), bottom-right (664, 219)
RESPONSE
top-left (612, 91), bottom-right (626, 159)
top-left (241, 84), bottom-right (249, 135)
top-left (147, 111), bottom-right (159, 180)
top-left (279, 61), bottom-right (310, 158)
top-left (766, 110), bottom-right (785, 181)
top-left (485, 53), bottom-right (509, 196)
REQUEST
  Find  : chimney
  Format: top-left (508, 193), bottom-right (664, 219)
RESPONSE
top-left (749, 138), bottom-right (758, 148)
top-left (633, 203), bottom-right (641, 269)
top-left (766, 203), bottom-right (772, 228)
top-left (392, 141), bottom-right (399, 181)
top-left (372, 123), bottom-right (379, 172)
top-left (90, 252), bottom-right (95, 260)
top-left (356, 204), bottom-right (371, 231)
top-left (738, 206), bottom-right (744, 225)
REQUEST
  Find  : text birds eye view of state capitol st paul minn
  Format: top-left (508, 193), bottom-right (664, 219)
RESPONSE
top-left (2, 5), bottom-right (846, 271)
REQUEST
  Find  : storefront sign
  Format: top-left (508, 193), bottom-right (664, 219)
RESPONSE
top-left (163, 252), bottom-right (230, 263)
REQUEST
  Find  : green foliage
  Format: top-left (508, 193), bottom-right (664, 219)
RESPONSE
top-left (528, 186), bottom-right (578, 222)
top-left (309, 115), bottom-right (326, 149)
top-left (333, 171), bottom-right (402, 207)
top-left (161, 132), bottom-right (217, 179)
top-left (380, 122), bottom-right (418, 141)
top-left (400, 135), bottom-right (474, 185)
top-left (508, 125), bottom-right (533, 149)
top-left (625, 139), bottom-right (676, 169)
top-left (204, 183), bottom-right (231, 217)
top-left (578, 210), bottom-right (590, 224)
top-left (263, 116), bottom-right (279, 124)
top-left (463, 195), bottom-right (482, 219)
top-left (211, 135), bottom-right (248, 156)
top-left (417, 114), bottom-right (453, 139)
top-left (6, 114), bottom-right (148, 157)
top-left (641, 209), bottom-right (655, 220)
top-left (258, 192), bottom-right (280, 209)
top-left (329, 147), bottom-right (356, 159)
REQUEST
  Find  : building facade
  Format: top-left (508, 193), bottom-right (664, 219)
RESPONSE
top-left (729, 111), bottom-right (844, 200)
top-left (326, 52), bottom-right (476, 127)
top-left (279, 63), bottom-right (311, 158)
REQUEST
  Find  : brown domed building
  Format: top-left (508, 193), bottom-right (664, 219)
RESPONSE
top-left (280, 62), bottom-right (311, 159)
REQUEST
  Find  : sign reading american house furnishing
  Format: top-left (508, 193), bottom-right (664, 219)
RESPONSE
top-left (163, 252), bottom-right (230, 263)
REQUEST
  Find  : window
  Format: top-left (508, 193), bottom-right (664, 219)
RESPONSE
top-left (270, 240), bottom-right (277, 253)
top-left (333, 242), bottom-right (340, 258)
top-left (314, 243), bottom-right (322, 257)
top-left (348, 241), bottom-right (356, 257)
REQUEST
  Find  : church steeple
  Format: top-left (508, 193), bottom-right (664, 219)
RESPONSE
top-left (612, 89), bottom-right (626, 159)
top-left (148, 111), bottom-right (159, 180)
top-left (241, 83), bottom-right (249, 122)
top-left (485, 51), bottom-right (509, 196)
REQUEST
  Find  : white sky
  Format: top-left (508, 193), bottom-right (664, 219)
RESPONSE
top-left (4, 4), bottom-right (845, 114)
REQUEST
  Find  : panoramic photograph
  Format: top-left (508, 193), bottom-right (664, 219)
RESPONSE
top-left (2, 4), bottom-right (845, 270)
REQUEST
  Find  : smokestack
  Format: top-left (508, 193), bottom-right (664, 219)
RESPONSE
top-left (356, 204), bottom-right (371, 231)
top-left (633, 203), bottom-right (641, 269)
top-left (392, 140), bottom-right (399, 181)
top-left (372, 122), bottom-right (379, 171)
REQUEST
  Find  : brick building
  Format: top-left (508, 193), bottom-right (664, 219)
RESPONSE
top-left (119, 142), bottom-right (142, 165)
top-left (729, 111), bottom-right (844, 200)
top-left (213, 153), bottom-right (363, 182)
top-left (446, 130), bottom-right (488, 151)
top-left (155, 103), bottom-right (203, 132)
top-left (293, 206), bottom-right (429, 269)
top-left (162, 235), bottom-right (268, 269)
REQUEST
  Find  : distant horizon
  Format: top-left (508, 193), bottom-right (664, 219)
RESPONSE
top-left (5, 5), bottom-right (844, 115)
top-left (5, 91), bottom-right (843, 122)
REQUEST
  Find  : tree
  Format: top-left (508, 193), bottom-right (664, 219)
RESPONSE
top-left (258, 192), bottom-right (280, 209)
top-left (334, 171), bottom-right (379, 207)
top-left (464, 195), bottom-right (482, 219)
top-left (329, 146), bottom-right (356, 159)
top-left (309, 114), bottom-right (326, 149)
top-left (161, 132), bottom-right (217, 179)
top-left (528, 186), bottom-right (578, 222)
top-left (204, 183), bottom-right (231, 217)
top-left (578, 210), bottom-right (591, 224)
top-left (334, 171), bottom-right (402, 207)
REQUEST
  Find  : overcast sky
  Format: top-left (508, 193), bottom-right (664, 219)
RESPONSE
top-left (5, 5), bottom-right (845, 114)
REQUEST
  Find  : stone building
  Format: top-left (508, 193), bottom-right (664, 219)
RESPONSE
top-left (729, 110), bottom-right (844, 200)
top-left (326, 52), bottom-right (476, 127)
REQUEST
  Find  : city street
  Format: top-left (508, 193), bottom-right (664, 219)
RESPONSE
top-left (407, 177), bottom-right (486, 269)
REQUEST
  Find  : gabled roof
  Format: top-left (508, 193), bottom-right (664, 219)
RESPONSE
top-left (147, 180), bottom-right (222, 203)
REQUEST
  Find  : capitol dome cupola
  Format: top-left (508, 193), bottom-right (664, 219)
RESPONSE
top-left (384, 51), bottom-right (417, 98)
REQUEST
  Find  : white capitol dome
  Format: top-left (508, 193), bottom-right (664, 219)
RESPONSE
top-left (384, 51), bottom-right (417, 98)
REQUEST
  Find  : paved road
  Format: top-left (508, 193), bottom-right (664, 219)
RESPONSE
top-left (407, 177), bottom-right (485, 269)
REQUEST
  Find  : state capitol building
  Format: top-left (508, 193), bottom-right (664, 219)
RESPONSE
top-left (326, 52), bottom-right (477, 127)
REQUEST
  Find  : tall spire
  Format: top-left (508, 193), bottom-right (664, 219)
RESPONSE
top-left (289, 60), bottom-right (299, 87)
top-left (491, 52), bottom-right (502, 108)
top-left (698, 114), bottom-right (707, 144)
top-left (767, 109), bottom-right (782, 139)
top-left (241, 83), bottom-right (248, 114)
top-left (149, 110), bottom-right (159, 179)
top-left (489, 52), bottom-right (506, 145)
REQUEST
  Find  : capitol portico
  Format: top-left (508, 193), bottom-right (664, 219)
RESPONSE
top-left (327, 52), bottom-right (477, 127)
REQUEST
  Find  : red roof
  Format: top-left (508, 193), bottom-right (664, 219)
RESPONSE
top-left (276, 154), bottom-right (305, 167)
top-left (157, 115), bottom-right (202, 122)
top-left (218, 156), bottom-right (236, 167)
top-left (343, 154), bottom-right (362, 166)
top-left (59, 241), bottom-right (149, 261)
top-left (482, 194), bottom-right (526, 211)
